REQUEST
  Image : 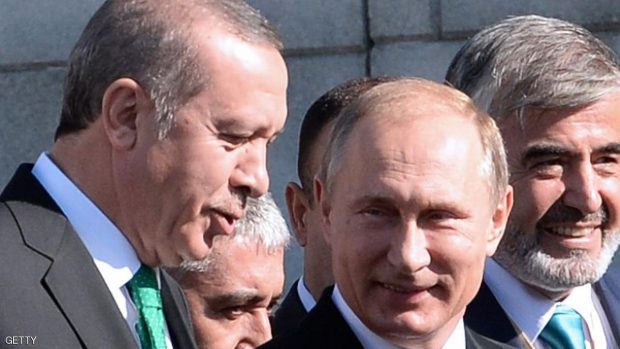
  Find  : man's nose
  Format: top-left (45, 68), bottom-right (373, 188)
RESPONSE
top-left (230, 144), bottom-right (270, 198)
top-left (562, 162), bottom-right (602, 215)
top-left (386, 223), bottom-right (431, 274)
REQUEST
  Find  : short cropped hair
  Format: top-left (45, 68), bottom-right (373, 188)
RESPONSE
top-left (445, 15), bottom-right (620, 122)
top-left (57, 0), bottom-right (281, 140)
top-left (297, 77), bottom-right (397, 203)
top-left (173, 193), bottom-right (290, 274)
top-left (321, 78), bottom-right (509, 205)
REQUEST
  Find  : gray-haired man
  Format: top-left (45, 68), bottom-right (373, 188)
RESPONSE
top-left (169, 194), bottom-right (290, 349)
top-left (0, 0), bottom-right (287, 347)
top-left (446, 15), bottom-right (620, 348)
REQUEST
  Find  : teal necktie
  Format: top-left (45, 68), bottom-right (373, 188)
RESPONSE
top-left (127, 266), bottom-right (167, 349)
top-left (539, 304), bottom-right (586, 349)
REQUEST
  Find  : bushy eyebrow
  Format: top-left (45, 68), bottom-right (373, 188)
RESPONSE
top-left (521, 144), bottom-right (571, 165)
top-left (351, 194), bottom-right (393, 207)
top-left (208, 290), bottom-right (262, 307)
top-left (597, 142), bottom-right (620, 155)
top-left (521, 142), bottom-right (620, 166)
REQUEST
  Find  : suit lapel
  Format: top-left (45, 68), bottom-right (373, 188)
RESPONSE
top-left (464, 281), bottom-right (518, 343)
top-left (594, 265), bottom-right (620, 345)
top-left (44, 223), bottom-right (137, 348)
top-left (3, 168), bottom-right (137, 348)
top-left (298, 287), bottom-right (363, 348)
top-left (272, 280), bottom-right (309, 336)
top-left (161, 270), bottom-right (197, 349)
top-left (465, 326), bottom-right (517, 348)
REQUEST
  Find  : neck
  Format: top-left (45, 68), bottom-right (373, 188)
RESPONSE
top-left (528, 283), bottom-right (573, 302)
top-left (303, 263), bottom-right (334, 301)
top-left (384, 313), bottom-right (464, 349)
top-left (50, 122), bottom-right (119, 226)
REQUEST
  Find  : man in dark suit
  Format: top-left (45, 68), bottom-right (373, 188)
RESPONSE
top-left (0, 0), bottom-right (287, 348)
top-left (262, 78), bottom-right (516, 348)
top-left (274, 77), bottom-right (395, 336)
top-left (446, 15), bottom-right (620, 348)
top-left (169, 194), bottom-right (290, 349)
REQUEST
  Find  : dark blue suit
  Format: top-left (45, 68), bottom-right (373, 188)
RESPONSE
top-left (271, 280), bottom-right (309, 337)
top-left (263, 287), bottom-right (516, 349)
top-left (464, 264), bottom-right (620, 345)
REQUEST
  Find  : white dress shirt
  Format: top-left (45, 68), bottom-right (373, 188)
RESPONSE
top-left (32, 153), bottom-right (173, 349)
top-left (332, 285), bottom-right (466, 349)
top-left (485, 258), bottom-right (617, 349)
top-left (297, 275), bottom-right (318, 312)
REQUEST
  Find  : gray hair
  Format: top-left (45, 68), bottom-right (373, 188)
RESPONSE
top-left (56, 0), bottom-right (282, 140)
top-left (174, 192), bottom-right (290, 274)
top-left (320, 78), bottom-right (509, 206)
top-left (445, 15), bottom-right (620, 122)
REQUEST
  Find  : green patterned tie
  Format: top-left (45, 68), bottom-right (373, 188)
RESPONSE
top-left (127, 266), bottom-right (167, 349)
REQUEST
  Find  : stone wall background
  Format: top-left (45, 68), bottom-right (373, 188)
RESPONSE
top-left (2, 0), bottom-right (620, 290)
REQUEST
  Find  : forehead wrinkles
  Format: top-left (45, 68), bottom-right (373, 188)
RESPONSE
top-left (504, 109), bottom-right (620, 153)
top-left (345, 122), bottom-right (477, 182)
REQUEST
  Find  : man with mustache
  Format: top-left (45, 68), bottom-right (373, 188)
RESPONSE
top-left (446, 15), bottom-right (620, 348)
top-left (261, 78), bottom-right (515, 349)
top-left (0, 0), bottom-right (287, 348)
top-left (169, 194), bottom-right (290, 349)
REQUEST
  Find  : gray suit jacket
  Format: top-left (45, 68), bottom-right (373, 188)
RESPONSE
top-left (0, 164), bottom-right (196, 349)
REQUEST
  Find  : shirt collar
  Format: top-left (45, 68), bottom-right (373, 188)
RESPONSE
top-left (563, 283), bottom-right (592, 320)
top-left (32, 153), bottom-right (141, 290)
top-left (331, 285), bottom-right (466, 349)
top-left (297, 275), bottom-right (318, 312)
top-left (484, 258), bottom-right (557, 343)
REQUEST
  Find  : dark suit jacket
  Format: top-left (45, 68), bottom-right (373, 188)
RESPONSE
top-left (261, 287), bottom-right (516, 349)
top-left (465, 264), bottom-right (620, 345)
top-left (272, 279), bottom-right (309, 337)
top-left (0, 164), bottom-right (197, 349)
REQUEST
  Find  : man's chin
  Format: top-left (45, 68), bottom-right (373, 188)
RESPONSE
top-left (178, 256), bottom-right (211, 272)
top-left (494, 224), bottom-right (620, 292)
top-left (494, 245), bottom-right (612, 293)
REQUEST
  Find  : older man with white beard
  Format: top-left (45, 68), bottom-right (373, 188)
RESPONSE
top-left (446, 15), bottom-right (620, 349)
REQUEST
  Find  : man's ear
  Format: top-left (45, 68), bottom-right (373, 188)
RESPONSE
top-left (101, 78), bottom-right (153, 150)
top-left (486, 185), bottom-right (514, 256)
top-left (285, 182), bottom-right (311, 246)
top-left (314, 176), bottom-right (332, 242)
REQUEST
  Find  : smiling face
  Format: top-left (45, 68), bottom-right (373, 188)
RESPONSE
top-left (494, 91), bottom-right (620, 296)
top-left (116, 25), bottom-right (288, 266)
top-left (181, 239), bottom-right (284, 349)
top-left (320, 97), bottom-right (511, 347)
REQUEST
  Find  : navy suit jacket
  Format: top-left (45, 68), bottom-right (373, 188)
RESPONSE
top-left (465, 264), bottom-right (620, 345)
top-left (0, 164), bottom-right (197, 349)
top-left (262, 287), bottom-right (516, 349)
top-left (271, 279), bottom-right (309, 337)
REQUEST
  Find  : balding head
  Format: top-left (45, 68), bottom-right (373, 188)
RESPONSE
top-left (321, 78), bottom-right (509, 206)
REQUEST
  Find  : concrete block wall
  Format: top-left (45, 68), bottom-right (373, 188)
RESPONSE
top-left (2, 1), bottom-right (620, 290)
